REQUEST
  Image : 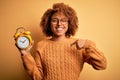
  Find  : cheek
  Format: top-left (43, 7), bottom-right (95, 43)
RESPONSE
top-left (50, 24), bottom-right (54, 29)
top-left (65, 24), bottom-right (69, 30)
top-left (50, 24), bottom-right (56, 32)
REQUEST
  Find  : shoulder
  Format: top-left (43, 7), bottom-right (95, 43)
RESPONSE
top-left (37, 39), bottom-right (47, 45)
top-left (69, 37), bottom-right (78, 43)
top-left (36, 39), bottom-right (49, 50)
top-left (85, 39), bottom-right (96, 47)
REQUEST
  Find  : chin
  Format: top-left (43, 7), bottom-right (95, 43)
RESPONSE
top-left (55, 33), bottom-right (65, 37)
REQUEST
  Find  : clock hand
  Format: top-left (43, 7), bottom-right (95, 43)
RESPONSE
top-left (23, 39), bottom-right (26, 43)
top-left (20, 39), bottom-right (26, 43)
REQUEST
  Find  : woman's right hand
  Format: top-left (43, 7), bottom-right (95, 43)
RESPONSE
top-left (20, 45), bottom-right (32, 55)
top-left (16, 41), bottom-right (34, 56)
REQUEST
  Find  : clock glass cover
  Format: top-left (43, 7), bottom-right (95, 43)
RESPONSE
top-left (17, 36), bottom-right (30, 49)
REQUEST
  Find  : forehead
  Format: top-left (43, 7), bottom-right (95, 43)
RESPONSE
top-left (51, 12), bottom-right (67, 18)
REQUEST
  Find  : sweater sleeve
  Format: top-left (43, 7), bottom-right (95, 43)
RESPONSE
top-left (21, 48), bottom-right (43, 80)
top-left (83, 40), bottom-right (107, 70)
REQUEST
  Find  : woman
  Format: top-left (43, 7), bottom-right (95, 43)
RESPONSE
top-left (19, 3), bottom-right (107, 80)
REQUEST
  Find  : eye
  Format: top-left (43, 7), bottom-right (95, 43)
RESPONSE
top-left (51, 19), bottom-right (58, 22)
top-left (61, 19), bottom-right (68, 22)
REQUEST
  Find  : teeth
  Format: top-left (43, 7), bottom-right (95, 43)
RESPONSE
top-left (56, 27), bottom-right (63, 31)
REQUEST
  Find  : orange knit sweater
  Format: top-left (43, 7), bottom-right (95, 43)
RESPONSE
top-left (22, 38), bottom-right (106, 80)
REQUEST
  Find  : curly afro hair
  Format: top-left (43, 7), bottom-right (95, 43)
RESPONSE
top-left (40, 3), bottom-right (78, 37)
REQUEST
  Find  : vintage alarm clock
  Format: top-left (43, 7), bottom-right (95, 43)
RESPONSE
top-left (14, 27), bottom-right (33, 49)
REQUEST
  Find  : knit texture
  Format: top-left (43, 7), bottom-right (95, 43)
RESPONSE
top-left (22, 38), bottom-right (106, 80)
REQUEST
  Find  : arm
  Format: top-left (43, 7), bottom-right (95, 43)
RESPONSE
top-left (17, 41), bottom-right (44, 80)
top-left (77, 39), bottom-right (107, 70)
top-left (21, 51), bottom-right (43, 80)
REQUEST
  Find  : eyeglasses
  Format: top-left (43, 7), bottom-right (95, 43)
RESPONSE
top-left (51, 18), bottom-right (68, 25)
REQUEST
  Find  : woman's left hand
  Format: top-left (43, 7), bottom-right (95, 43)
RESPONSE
top-left (76, 39), bottom-right (87, 49)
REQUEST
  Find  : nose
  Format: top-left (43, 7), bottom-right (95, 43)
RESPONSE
top-left (57, 20), bottom-right (62, 25)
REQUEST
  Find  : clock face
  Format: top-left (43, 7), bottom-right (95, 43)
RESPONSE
top-left (17, 36), bottom-right (30, 49)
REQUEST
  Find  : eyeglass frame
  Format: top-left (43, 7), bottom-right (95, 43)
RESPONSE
top-left (51, 18), bottom-right (69, 25)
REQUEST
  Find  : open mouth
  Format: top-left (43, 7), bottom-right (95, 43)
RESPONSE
top-left (56, 27), bottom-right (63, 31)
top-left (55, 26), bottom-right (66, 32)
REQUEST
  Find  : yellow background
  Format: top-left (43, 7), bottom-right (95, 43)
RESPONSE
top-left (0, 0), bottom-right (120, 80)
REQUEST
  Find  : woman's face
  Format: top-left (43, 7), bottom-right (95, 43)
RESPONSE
top-left (50, 12), bottom-right (68, 37)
